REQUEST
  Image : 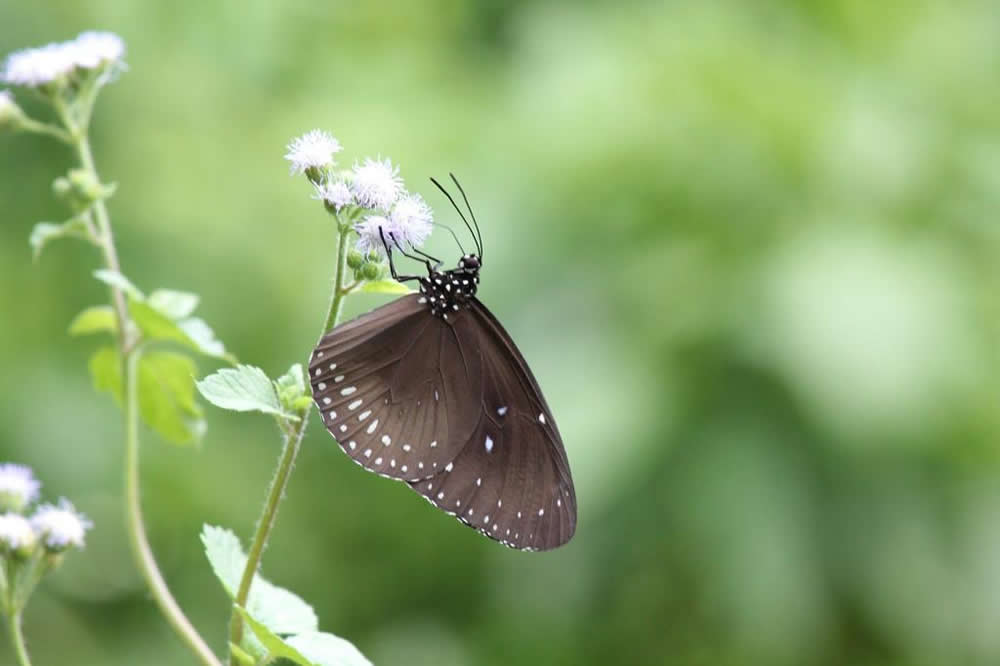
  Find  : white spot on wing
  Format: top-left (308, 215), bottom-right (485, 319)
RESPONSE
top-left (348, 399), bottom-right (362, 410)
top-left (538, 508), bottom-right (544, 516)
top-left (445, 462), bottom-right (453, 472)
top-left (348, 441), bottom-right (356, 450)
top-left (366, 419), bottom-right (379, 434)
top-left (339, 425), bottom-right (347, 433)
top-left (328, 363), bottom-right (337, 371)
top-left (430, 440), bottom-right (437, 448)
top-left (374, 456), bottom-right (382, 465)
top-left (382, 435), bottom-right (391, 446)
top-left (476, 477), bottom-right (482, 487)
top-left (538, 413), bottom-right (546, 424)
top-left (318, 382), bottom-right (327, 390)
top-left (334, 375), bottom-right (344, 382)
top-left (340, 386), bottom-right (357, 396)
top-left (437, 491), bottom-right (444, 500)
top-left (497, 406), bottom-right (508, 416)
top-left (359, 410), bottom-right (371, 420)
top-left (323, 397), bottom-right (331, 405)
top-left (402, 444), bottom-right (411, 452)
top-left (485, 436), bottom-right (494, 453)
top-left (363, 448), bottom-right (371, 458)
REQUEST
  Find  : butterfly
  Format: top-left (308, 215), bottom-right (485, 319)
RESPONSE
top-left (309, 176), bottom-right (576, 551)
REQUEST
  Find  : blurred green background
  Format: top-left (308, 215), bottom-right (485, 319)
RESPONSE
top-left (2, 1), bottom-right (1000, 664)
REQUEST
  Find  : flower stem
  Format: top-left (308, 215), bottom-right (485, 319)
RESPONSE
top-left (52, 98), bottom-right (220, 666)
top-left (7, 613), bottom-right (32, 666)
top-left (125, 350), bottom-right (223, 666)
top-left (228, 223), bottom-right (351, 663)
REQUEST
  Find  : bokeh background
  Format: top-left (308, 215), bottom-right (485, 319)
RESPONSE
top-left (2, 1), bottom-right (999, 665)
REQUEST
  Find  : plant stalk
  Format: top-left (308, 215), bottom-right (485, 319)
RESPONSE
top-left (228, 222), bottom-right (351, 663)
top-left (7, 613), bottom-right (32, 666)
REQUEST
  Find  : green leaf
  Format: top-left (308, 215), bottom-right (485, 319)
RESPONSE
top-left (201, 525), bottom-right (317, 635)
top-left (94, 269), bottom-right (144, 300)
top-left (29, 218), bottom-right (89, 260)
top-left (177, 317), bottom-right (232, 361)
top-left (69, 305), bottom-right (117, 336)
top-left (228, 642), bottom-right (257, 666)
top-left (196, 366), bottom-right (294, 419)
top-left (235, 607), bottom-right (312, 665)
top-left (138, 351), bottom-right (205, 445)
top-left (285, 633), bottom-right (372, 666)
top-left (274, 364), bottom-right (308, 414)
top-left (131, 302), bottom-right (231, 360)
top-left (89, 345), bottom-right (122, 404)
top-left (148, 289), bottom-right (200, 319)
top-left (360, 279), bottom-right (412, 295)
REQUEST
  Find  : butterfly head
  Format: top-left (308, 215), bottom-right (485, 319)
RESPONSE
top-left (459, 254), bottom-right (481, 271)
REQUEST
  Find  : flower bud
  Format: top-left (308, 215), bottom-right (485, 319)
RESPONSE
top-left (0, 513), bottom-right (37, 559)
top-left (0, 464), bottom-right (41, 513)
top-left (347, 250), bottom-right (363, 270)
top-left (30, 499), bottom-right (91, 552)
top-left (361, 262), bottom-right (379, 281)
top-left (0, 91), bottom-right (26, 132)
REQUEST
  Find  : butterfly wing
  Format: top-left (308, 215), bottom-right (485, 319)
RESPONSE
top-left (408, 298), bottom-right (577, 551)
top-left (310, 294), bottom-right (483, 480)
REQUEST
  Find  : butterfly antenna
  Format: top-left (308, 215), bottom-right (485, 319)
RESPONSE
top-left (431, 177), bottom-right (482, 257)
top-left (449, 173), bottom-right (483, 260)
top-left (432, 221), bottom-right (466, 255)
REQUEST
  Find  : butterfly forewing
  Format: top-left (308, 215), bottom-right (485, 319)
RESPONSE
top-left (310, 294), bottom-right (483, 480)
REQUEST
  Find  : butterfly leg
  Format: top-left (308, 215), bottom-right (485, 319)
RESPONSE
top-left (379, 228), bottom-right (422, 283)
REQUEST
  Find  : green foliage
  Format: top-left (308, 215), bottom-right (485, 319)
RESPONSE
top-left (274, 363), bottom-right (313, 413)
top-left (236, 607), bottom-right (372, 666)
top-left (137, 351), bottom-right (205, 446)
top-left (69, 306), bottom-right (116, 335)
top-left (147, 289), bottom-right (200, 319)
top-left (196, 365), bottom-right (299, 420)
top-left (93, 269), bottom-right (143, 300)
top-left (29, 218), bottom-right (91, 259)
top-left (88, 346), bottom-right (122, 404)
top-left (360, 279), bottom-right (410, 295)
top-left (201, 525), bottom-right (318, 634)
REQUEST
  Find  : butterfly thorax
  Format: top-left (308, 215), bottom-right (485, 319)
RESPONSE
top-left (418, 254), bottom-right (481, 320)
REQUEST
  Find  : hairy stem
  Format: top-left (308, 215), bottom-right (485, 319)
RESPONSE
top-left (126, 351), bottom-right (223, 666)
top-left (52, 99), bottom-right (221, 666)
top-left (7, 613), bottom-right (32, 666)
top-left (228, 223), bottom-right (351, 663)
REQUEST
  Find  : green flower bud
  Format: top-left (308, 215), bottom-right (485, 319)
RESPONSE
top-left (52, 177), bottom-right (72, 199)
top-left (347, 250), bottom-right (364, 270)
top-left (367, 249), bottom-right (380, 263)
top-left (361, 262), bottom-right (379, 281)
top-left (0, 91), bottom-right (27, 132)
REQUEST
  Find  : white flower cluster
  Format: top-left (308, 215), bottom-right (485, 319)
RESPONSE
top-left (1, 31), bottom-right (126, 87)
top-left (0, 465), bottom-right (91, 553)
top-left (285, 130), bottom-right (435, 258)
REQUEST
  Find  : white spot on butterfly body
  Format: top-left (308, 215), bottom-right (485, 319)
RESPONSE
top-left (341, 386), bottom-right (357, 396)
top-left (349, 441), bottom-right (356, 450)
top-left (334, 375), bottom-right (345, 383)
top-left (348, 399), bottom-right (363, 410)
top-left (497, 406), bottom-right (508, 416)
top-left (318, 382), bottom-right (327, 390)
top-left (323, 397), bottom-right (332, 405)
top-left (366, 419), bottom-right (379, 434)
top-left (445, 462), bottom-right (453, 472)
top-left (359, 410), bottom-right (371, 420)
top-left (381, 435), bottom-right (391, 446)
top-left (485, 436), bottom-right (494, 453)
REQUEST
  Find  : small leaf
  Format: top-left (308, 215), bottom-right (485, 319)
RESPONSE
top-left (178, 317), bottom-right (232, 361)
top-left (196, 366), bottom-right (294, 419)
top-left (148, 289), bottom-right (200, 319)
top-left (29, 219), bottom-right (89, 259)
top-left (130, 301), bottom-right (231, 360)
top-left (286, 633), bottom-right (372, 666)
top-left (360, 279), bottom-right (412, 295)
top-left (94, 269), bottom-right (143, 300)
top-left (69, 305), bottom-right (117, 336)
top-left (201, 526), bottom-right (318, 634)
top-left (235, 607), bottom-right (312, 665)
top-left (89, 345), bottom-right (122, 404)
top-left (138, 351), bottom-right (205, 445)
top-left (274, 364), bottom-right (308, 414)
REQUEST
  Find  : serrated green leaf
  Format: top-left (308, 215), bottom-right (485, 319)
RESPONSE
top-left (360, 279), bottom-right (412, 295)
top-left (29, 219), bottom-right (89, 260)
top-left (196, 366), bottom-right (294, 419)
top-left (130, 300), bottom-right (231, 360)
top-left (70, 305), bottom-right (117, 336)
top-left (286, 633), bottom-right (372, 666)
top-left (89, 345), bottom-right (122, 404)
top-left (201, 525), bottom-right (317, 635)
top-left (148, 289), bottom-right (200, 319)
top-left (235, 607), bottom-right (312, 665)
top-left (138, 351), bottom-right (204, 445)
top-left (177, 317), bottom-right (232, 360)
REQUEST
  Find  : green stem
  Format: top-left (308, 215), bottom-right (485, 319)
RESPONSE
top-left (50, 97), bottom-right (221, 665)
top-left (7, 613), bottom-right (32, 666)
top-left (18, 116), bottom-right (72, 143)
top-left (228, 223), bottom-right (352, 663)
top-left (125, 350), bottom-right (223, 666)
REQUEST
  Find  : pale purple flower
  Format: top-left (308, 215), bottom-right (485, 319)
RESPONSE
top-left (70, 31), bottom-right (126, 68)
top-left (313, 179), bottom-right (354, 211)
top-left (30, 498), bottom-right (92, 550)
top-left (0, 464), bottom-right (41, 511)
top-left (0, 513), bottom-right (35, 552)
top-left (351, 158), bottom-right (404, 210)
top-left (353, 215), bottom-right (397, 257)
top-left (389, 193), bottom-right (433, 248)
top-left (285, 130), bottom-right (342, 175)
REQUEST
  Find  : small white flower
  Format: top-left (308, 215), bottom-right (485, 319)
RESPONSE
top-left (390, 193), bottom-right (433, 248)
top-left (354, 215), bottom-right (397, 256)
top-left (70, 31), bottom-right (126, 68)
top-left (0, 463), bottom-right (41, 511)
top-left (1, 41), bottom-right (78, 87)
top-left (351, 158), bottom-right (404, 210)
top-left (31, 498), bottom-right (92, 550)
top-left (285, 130), bottom-right (342, 175)
top-left (313, 179), bottom-right (354, 211)
top-left (0, 89), bottom-right (13, 109)
top-left (0, 513), bottom-right (36, 552)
